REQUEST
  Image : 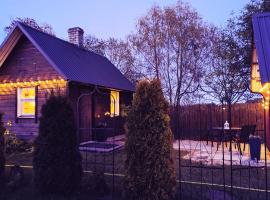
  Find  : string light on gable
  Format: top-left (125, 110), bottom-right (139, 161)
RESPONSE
top-left (0, 79), bottom-right (66, 94)
top-left (262, 88), bottom-right (270, 109)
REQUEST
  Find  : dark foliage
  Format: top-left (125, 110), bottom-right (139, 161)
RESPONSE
top-left (0, 113), bottom-right (5, 184)
top-left (7, 165), bottom-right (24, 189)
top-left (33, 95), bottom-right (82, 194)
top-left (124, 79), bottom-right (176, 200)
top-left (238, 0), bottom-right (270, 70)
top-left (4, 134), bottom-right (32, 154)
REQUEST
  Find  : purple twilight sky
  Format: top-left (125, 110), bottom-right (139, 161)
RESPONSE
top-left (0, 0), bottom-right (250, 43)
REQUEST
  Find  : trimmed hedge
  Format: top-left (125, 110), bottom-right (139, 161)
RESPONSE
top-left (33, 95), bottom-right (82, 194)
top-left (124, 79), bottom-right (176, 200)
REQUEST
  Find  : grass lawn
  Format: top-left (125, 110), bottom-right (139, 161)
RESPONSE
top-left (4, 149), bottom-right (270, 199)
top-left (0, 167), bottom-right (124, 200)
top-left (5, 152), bottom-right (33, 166)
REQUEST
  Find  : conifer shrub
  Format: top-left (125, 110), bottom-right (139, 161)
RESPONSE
top-left (0, 113), bottom-right (5, 184)
top-left (33, 95), bottom-right (82, 194)
top-left (124, 79), bottom-right (176, 200)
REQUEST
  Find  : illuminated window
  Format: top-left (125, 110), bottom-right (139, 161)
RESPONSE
top-left (17, 87), bottom-right (36, 118)
top-left (110, 90), bottom-right (119, 116)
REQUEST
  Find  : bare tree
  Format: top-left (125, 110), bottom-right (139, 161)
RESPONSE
top-left (5, 17), bottom-right (54, 35)
top-left (130, 2), bottom-right (211, 106)
top-left (84, 35), bottom-right (140, 83)
top-left (204, 20), bottom-right (248, 125)
top-left (129, 5), bottom-right (164, 79)
top-left (104, 38), bottom-right (141, 83)
top-left (84, 34), bottom-right (106, 56)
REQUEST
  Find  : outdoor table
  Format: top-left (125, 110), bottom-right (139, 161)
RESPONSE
top-left (207, 127), bottom-right (241, 150)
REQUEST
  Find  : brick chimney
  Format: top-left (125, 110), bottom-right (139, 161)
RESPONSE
top-left (68, 27), bottom-right (84, 47)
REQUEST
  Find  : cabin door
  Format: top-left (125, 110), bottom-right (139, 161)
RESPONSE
top-left (78, 94), bottom-right (92, 142)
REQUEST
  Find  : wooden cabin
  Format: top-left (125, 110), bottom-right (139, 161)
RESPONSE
top-left (251, 13), bottom-right (270, 149)
top-left (0, 22), bottom-right (134, 142)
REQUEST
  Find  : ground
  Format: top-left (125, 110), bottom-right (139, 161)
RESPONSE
top-left (175, 140), bottom-right (270, 166)
top-left (2, 141), bottom-right (270, 199)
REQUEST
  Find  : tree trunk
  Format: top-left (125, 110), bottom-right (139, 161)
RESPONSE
top-left (227, 102), bottom-right (232, 128)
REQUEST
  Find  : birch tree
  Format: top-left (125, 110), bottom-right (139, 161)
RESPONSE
top-left (130, 2), bottom-right (211, 106)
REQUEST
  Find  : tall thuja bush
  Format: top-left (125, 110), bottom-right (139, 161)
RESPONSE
top-left (0, 113), bottom-right (5, 184)
top-left (33, 95), bottom-right (82, 194)
top-left (124, 79), bottom-right (176, 200)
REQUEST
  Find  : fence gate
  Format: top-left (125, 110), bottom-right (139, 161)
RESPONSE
top-left (77, 86), bottom-right (119, 199)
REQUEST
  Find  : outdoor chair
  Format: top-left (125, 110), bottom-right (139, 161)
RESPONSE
top-left (206, 128), bottom-right (225, 151)
top-left (232, 125), bottom-right (256, 155)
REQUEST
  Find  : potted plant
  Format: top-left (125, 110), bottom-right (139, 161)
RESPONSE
top-left (249, 134), bottom-right (261, 162)
top-left (93, 121), bottom-right (108, 142)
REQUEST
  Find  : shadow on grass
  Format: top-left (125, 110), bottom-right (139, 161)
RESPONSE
top-left (4, 149), bottom-right (270, 199)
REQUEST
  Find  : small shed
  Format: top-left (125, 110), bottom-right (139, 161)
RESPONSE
top-left (0, 22), bottom-right (134, 141)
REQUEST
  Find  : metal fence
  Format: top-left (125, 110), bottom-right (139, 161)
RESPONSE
top-left (78, 88), bottom-right (269, 200)
top-left (173, 99), bottom-right (269, 200)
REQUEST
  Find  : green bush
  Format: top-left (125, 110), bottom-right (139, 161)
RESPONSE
top-left (4, 133), bottom-right (32, 154)
top-left (33, 95), bottom-right (82, 194)
top-left (0, 113), bottom-right (6, 184)
top-left (124, 79), bottom-right (176, 200)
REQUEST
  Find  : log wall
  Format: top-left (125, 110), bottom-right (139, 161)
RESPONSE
top-left (0, 35), bottom-right (65, 140)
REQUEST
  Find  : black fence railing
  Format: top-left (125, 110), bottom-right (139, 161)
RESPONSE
top-left (77, 89), bottom-right (269, 199)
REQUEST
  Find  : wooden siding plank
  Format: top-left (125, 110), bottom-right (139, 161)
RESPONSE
top-left (0, 35), bottom-right (65, 138)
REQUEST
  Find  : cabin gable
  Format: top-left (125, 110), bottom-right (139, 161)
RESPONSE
top-left (0, 35), bottom-right (61, 82)
top-left (0, 35), bottom-right (66, 139)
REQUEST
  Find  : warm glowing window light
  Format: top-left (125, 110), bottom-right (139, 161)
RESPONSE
top-left (110, 90), bottom-right (120, 117)
top-left (17, 87), bottom-right (36, 118)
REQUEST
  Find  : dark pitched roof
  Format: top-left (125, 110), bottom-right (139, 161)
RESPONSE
top-left (252, 12), bottom-right (270, 83)
top-left (1, 22), bottom-right (134, 91)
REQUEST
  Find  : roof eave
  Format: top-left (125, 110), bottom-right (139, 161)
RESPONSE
top-left (252, 13), bottom-right (270, 83)
top-left (69, 80), bottom-right (135, 92)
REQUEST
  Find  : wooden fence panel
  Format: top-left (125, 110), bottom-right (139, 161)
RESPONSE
top-left (170, 102), bottom-right (264, 139)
